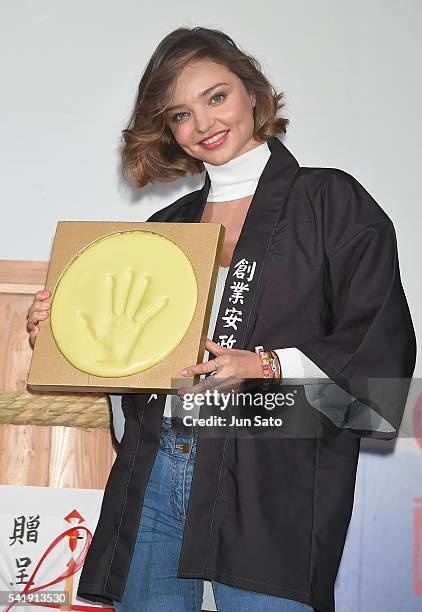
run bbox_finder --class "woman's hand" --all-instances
[178,338,262,396]
[27,289,51,349]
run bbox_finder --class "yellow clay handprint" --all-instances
[76,268,169,367]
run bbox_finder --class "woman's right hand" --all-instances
[27,289,51,349]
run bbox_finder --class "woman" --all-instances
[27,27,416,612]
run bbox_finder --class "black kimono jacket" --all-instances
[77,136,416,611]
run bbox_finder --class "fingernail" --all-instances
[180,369,188,376]
[41,291,49,296]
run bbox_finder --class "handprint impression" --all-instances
[76,268,169,367]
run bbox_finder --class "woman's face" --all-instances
[166,58,261,165]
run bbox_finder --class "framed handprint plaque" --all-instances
[27,221,224,392]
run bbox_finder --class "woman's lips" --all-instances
[199,130,229,149]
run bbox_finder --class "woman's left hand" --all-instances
[178,338,262,397]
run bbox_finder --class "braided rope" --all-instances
[0,391,111,429]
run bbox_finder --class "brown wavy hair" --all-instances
[121,26,289,187]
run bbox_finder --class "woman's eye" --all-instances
[210,92,226,104]
[172,112,189,123]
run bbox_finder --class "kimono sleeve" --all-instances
[295,170,416,440]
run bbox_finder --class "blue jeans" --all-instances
[113,416,313,611]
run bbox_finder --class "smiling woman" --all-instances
[37,24,414,612]
[120,28,288,186]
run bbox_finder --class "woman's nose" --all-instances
[194,110,214,135]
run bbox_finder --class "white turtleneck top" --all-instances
[203,140,271,202]
[109,140,329,440]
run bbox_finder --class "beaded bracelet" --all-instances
[254,346,282,390]
[254,346,274,391]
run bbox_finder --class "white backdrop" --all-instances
[1,1,420,378]
[1,1,421,610]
